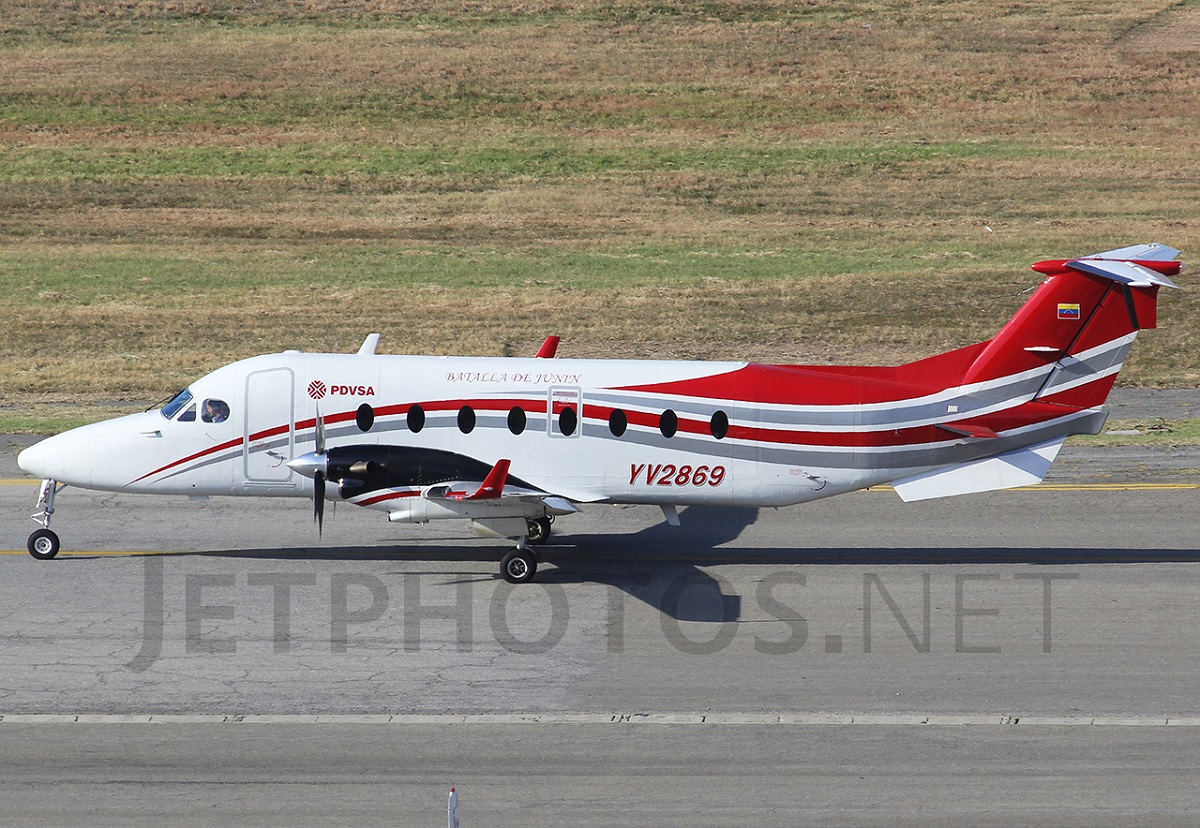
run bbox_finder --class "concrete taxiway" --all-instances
[1,414,1198,826]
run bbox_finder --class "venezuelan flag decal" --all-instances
[1057,303,1081,320]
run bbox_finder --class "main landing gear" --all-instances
[526,516,552,546]
[498,517,554,584]
[500,548,537,584]
[27,479,63,560]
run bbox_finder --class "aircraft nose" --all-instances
[17,441,50,479]
[287,451,327,480]
[17,432,89,485]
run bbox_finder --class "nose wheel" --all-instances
[28,528,61,560]
[27,479,64,560]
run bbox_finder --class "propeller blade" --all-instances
[314,403,326,456]
[313,404,327,535]
[314,471,325,534]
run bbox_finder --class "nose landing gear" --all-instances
[27,479,63,560]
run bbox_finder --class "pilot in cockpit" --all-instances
[202,399,230,424]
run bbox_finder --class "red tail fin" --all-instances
[958,245,1180,408]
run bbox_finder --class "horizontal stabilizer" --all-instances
[1089,243,1181,262]
[891,437,1066,502]
[1066,258,1179,289]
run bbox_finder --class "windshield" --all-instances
[161,389,194,420]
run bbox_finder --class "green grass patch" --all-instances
[1,242,1033,298]
[0,405,147,436]
[0,140,1043,182]
[1069,418,1200,447]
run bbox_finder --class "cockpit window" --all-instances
[202,399,230,423]
[178,403,197,422]
[161,389,193,420]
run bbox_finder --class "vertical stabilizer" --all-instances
[959,245,1181,409]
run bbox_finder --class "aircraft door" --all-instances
[244,368,295,484]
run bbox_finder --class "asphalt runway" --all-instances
[1,429,1198,826]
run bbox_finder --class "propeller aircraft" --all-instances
[17,244,1182,583]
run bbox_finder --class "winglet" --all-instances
[464,459,511,500]
[535,336,560,358]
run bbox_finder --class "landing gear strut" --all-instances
[27,479,63,560]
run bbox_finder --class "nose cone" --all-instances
[287,451,327,480]
[17,430,90,485]
[16,412,164,489]
[17,440,51,479]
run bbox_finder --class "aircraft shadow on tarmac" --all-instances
[70,505,1198,623]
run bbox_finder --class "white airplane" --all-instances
[18,244,1181,583]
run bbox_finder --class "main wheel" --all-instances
[500,548,537,584]
[526,516,552,545]
[28,528,60,560]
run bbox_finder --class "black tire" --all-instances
[500,548,537,584]
[526,517,552,545]
[28,528,60,560]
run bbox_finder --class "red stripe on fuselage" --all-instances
[130,436,245,484]
[354,490,420,507]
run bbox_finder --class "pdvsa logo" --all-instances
[308,380,375,400]
[331,384,376,396]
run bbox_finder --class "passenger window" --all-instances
[202,399,230,423]
[559,406,578,437]
[659,409,678,438]
[458,406,476,434]
[710,410,729,440]
[356,403,375,432]
[178,403,197,422]
[609,409,628,437]
[407,405,425,433]
[508,407,527,435]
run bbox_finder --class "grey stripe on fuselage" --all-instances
[582,336,1129,429]
[584,375,1051,430]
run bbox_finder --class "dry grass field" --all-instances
[1,0,1197,431]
